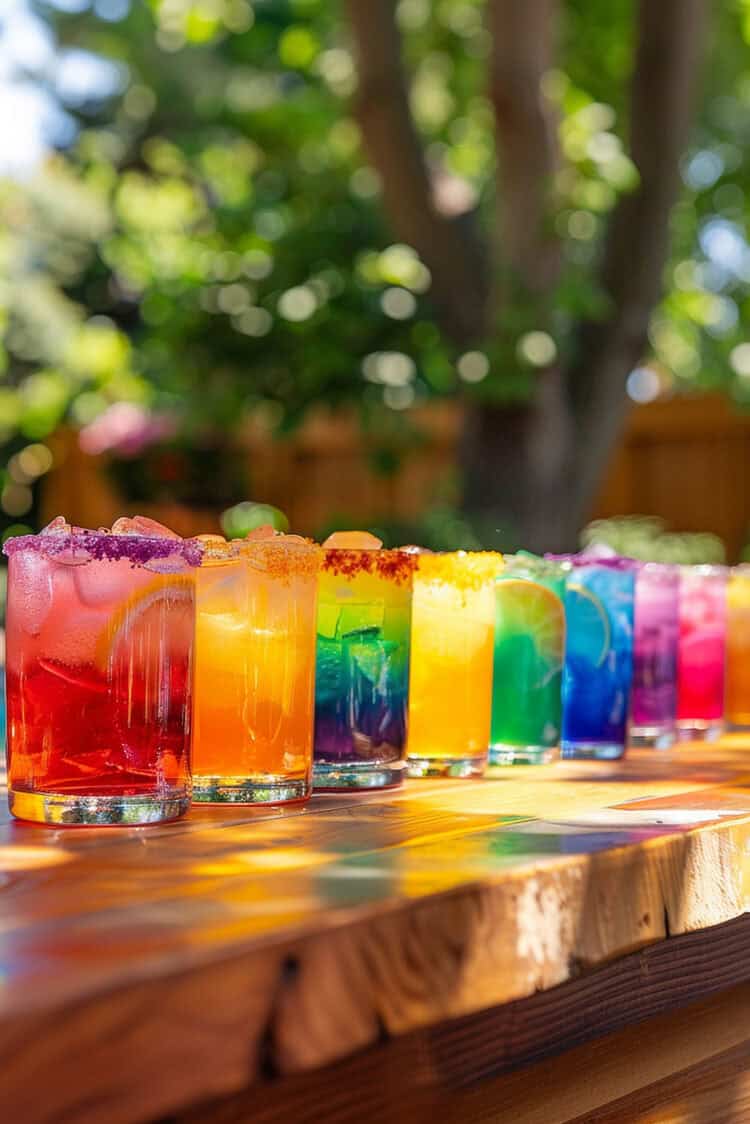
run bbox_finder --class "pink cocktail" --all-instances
[676,565,727,740]
[4,517,200,825]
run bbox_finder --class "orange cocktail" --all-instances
[192,536,320,803]
[406,551,501,778]
[726,565,750,728]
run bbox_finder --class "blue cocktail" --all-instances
[559,557,636,760]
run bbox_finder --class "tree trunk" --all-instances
[568,0,707,529]
[346,0,708,549]
[346,0,486,342]
[461,369,578,553]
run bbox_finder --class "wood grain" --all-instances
[3,741,750,1122]
[172,982,750,1124]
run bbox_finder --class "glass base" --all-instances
[488,742,556,766]
[192,775,310,804]
[561,740,625,761]
[676,720,724,742]
[312,760,404,791]
[8,787,190,826]
[629,724,676,750]
[406,754,486,779]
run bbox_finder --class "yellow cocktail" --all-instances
[192,536,321,803]
[406,551,501,777]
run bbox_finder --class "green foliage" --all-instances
[1,0,750,529]
[581,517,727,564]
[221,500,289,537]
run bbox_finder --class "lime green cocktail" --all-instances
[489,554,566,765]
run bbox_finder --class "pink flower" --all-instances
[79,403,177,457]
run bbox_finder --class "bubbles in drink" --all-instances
[12,551,54,637]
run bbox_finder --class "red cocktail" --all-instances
[4,517,201,825]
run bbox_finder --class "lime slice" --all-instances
[565,582,610,668]
[495,578,564,670]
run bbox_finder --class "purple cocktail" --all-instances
[313,536,415,790]
[630,563,679,748]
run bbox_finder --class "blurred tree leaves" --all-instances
[1,0,750,526]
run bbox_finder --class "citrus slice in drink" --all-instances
[495,579,564,673]
[565,583,611,668]
[95,574,194,671]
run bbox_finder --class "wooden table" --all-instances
[3,741,750,1124]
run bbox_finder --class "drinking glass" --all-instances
[193,536,320,803]
[630,563,679,748]
[560,558,636,760]
[407,552,500,778]
[4,522,199,825]
[726,566,750,729]
[676,565,727,740]
[489,554,565,766]
[313,548,415,790]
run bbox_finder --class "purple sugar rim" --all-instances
[3,531,203,567]
[545,552,640,571]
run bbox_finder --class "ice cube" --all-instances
[54,544,92,567]
[196,534,227,545]
[317,601,341,639]
[73,558,128,606]
[41,515,71,535]
[245,524,278,541]
[143,553,193,574]
[277,533,310,546]
[323,531,383,550]
[12,551,53,635]
[338,604,384,637]
[112,515,180,539]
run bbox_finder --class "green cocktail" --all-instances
[489,554,566,765]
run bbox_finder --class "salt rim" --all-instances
[3,530,203,567]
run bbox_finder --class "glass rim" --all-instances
[235,536,322,578]
[502,552,567,578]
[415,549,503,589]
[322,547,418,584]
[3,529,202,568]
[546,553,639,572]
[678,563,729,576]
[637,560,680,578]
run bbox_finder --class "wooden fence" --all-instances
[40,393,750,559]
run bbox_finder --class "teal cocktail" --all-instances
[489,554,566,765]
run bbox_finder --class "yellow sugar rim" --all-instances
[416,551,504,590]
